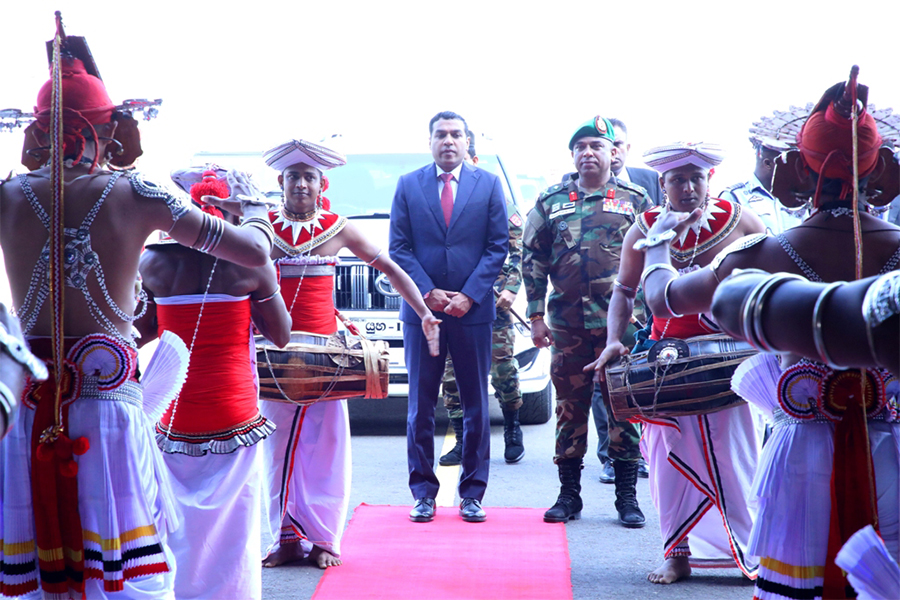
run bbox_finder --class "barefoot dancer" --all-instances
[259,139,438,568]
[588,142,764,585]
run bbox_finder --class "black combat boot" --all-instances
[438,417,464,466]
[543,458,583,522]
[613,459,645,528]
[502,408,525,463]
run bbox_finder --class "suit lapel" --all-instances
[450,162,480,229]
[417,163,446,231]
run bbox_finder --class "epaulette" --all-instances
[719,181,747,196]
[537,183,565,201]
[615,179,649,196]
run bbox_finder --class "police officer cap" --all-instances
[568,116,616,150]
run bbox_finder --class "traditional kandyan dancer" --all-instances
[634,68,900,600]
[0,14,277,600]
[260,139,439,569]
[588,142,765,585]
[137,168,291,600]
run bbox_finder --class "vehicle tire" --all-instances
[519,382,553,425]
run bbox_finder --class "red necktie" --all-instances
[440,172,454,226]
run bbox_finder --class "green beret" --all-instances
[568,116,616,150]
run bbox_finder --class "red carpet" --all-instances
[312,504,572,600]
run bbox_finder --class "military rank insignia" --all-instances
[549,202,576,219]
[602,197,634,217]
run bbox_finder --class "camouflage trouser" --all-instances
[550,324,641,464]
[442,310,522,418]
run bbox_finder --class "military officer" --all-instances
[524,116,650,527]
[440,133,526,465]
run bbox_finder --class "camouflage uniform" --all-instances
[442,195,523,418]
[523,176,650,464]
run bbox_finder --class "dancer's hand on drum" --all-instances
[584,341,628,383]
[531,319,554,348]
[421,314,441,357]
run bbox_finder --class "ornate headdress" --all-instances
[263,139,347,172]
[642,142,726,173]
[0,14,161,173]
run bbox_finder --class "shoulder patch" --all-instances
[721,181,746,192]
[710,233,769,272]
[616,179,649,196]
[509,212,523,228]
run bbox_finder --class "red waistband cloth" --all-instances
[651,314,716,341]
[156,300,258,433]
[279,273,337,335]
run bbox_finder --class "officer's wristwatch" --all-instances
[633,229,677,252]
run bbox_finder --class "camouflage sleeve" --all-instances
[636,189,653,214]
[500,208,524,294]
[522,199,551,316]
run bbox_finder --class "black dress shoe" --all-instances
[459,498,486,522]
[598,460,615,484]
[638,459,649,479]
[409,498,436,522]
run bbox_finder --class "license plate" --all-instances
[348,318,403,339]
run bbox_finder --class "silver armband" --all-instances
[640,263,678,293]
[812,281,847,369]
[633,229,677,252]
[0,322,48,381]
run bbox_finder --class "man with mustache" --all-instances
[523,116,651,527]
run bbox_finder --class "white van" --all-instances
[192,143,553,424]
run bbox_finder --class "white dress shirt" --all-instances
[435,163,463,203]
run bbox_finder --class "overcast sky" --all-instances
[1,1,899,302]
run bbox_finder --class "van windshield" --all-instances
[325,153,511,216]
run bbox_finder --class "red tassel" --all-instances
[36,443,54,462]
[72,436,89,455]
[59,460,78,478]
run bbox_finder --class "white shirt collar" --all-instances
[435,162,464,181]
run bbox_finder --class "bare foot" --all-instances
[647,556,691,584]
[309,545,342,569]
[262,543,305,568]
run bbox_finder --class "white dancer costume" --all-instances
[0,336,178,600]
[641,407,759,576]
[261,246,351,560]
[733,353,900,600]
[154,294,273,600]
[639,312,759,578]
[260,399,351,558]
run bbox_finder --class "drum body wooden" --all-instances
[604,334,756,421]
[256,331,389,404]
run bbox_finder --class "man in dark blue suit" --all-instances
[609,118,664,206]
[390,111,508,523]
